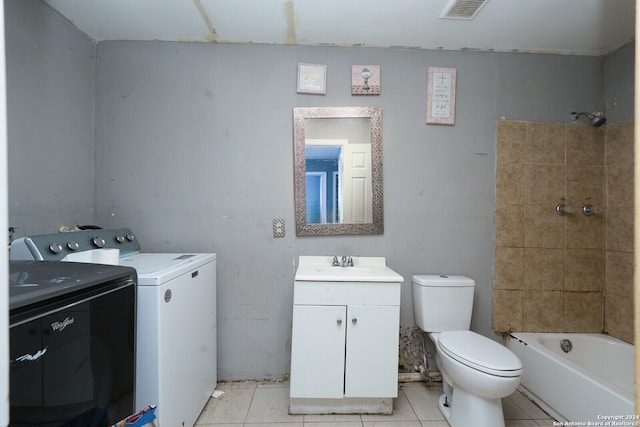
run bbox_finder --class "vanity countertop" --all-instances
[295,256,403,283]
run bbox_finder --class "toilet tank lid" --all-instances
[412,275,474,287]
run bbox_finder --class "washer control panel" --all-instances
[10,228,141,261]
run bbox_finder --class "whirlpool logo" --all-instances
[15,348,47,362]
[51,316,75,332]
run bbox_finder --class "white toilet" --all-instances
[412,275,522,427]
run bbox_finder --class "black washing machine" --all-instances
[9,260,137,427]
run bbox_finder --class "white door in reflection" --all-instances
[342,143,372,223]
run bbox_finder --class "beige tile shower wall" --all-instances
[494,120,606,334]
[604,119,634,344]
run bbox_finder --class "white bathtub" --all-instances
[507,333,635,423]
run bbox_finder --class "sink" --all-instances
[295,256,403,282]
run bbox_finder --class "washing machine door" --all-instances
[438,331,522,377]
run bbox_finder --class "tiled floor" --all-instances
[195,380,556,427]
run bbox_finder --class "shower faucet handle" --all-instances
[555,204,576,216]
[582,204,602,216]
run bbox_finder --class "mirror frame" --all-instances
[293,106,384,236]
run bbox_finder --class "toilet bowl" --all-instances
[412,275,522,427]
[431,331,522,427]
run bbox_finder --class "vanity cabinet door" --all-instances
[344,305,399,398]
[290,305,346,398]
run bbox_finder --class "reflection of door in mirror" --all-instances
[305,140,372,224]
[342,143,372,223]
[305,117,372,225]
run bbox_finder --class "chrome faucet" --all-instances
[332,255,354,267]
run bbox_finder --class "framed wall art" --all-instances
[297,63,327,95]
[426,67,457,125]
[351,65,380,95]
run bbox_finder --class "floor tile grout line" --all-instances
[243,382,259,426]
[401,386,422,423]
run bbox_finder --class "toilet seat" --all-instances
[437,331,522,377]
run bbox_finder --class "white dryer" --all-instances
[10,228,217,427]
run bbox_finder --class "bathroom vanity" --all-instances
[290,256,403,414]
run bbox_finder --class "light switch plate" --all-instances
[273,218,285,238]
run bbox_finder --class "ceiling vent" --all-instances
[439,0,488,20]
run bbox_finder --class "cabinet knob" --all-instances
[352,318,357,324]
[337,319,342,325]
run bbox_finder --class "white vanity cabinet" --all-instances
[289,278,401,414]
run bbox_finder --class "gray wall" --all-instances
[604,42,635,122]
[5,0,634,381]
[5,0,95,236]
[93,42,606,380]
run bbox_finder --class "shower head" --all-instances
[572,111,607,127]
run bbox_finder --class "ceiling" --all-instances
[44,0,635,56]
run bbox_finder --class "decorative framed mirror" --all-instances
[293,106,384,236]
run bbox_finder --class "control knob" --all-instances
[67,241,79,251]
[92,236,106,248]
[116,235,126,243]
[126,234,135,242]
[49,243,63,254]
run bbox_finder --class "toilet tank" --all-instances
[412,275,475,332]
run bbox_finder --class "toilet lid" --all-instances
[438,331,522,377]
